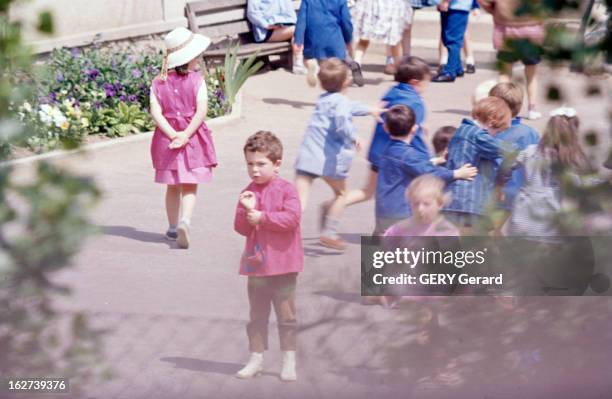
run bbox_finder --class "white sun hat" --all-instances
[160,27,211,80]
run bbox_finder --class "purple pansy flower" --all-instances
[114,82,123,91]
[71,48,81,58]
[119,95,127,102]
[131,69,142,79]
[128,95,137,102]
[84,68,100,80]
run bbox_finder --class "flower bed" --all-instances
[15,45,228,154]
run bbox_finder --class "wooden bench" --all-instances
[185,0,300,66]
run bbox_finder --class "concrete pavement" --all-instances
[11,45,612,399]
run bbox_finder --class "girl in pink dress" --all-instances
[150,27,217,249]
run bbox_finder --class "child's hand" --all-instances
[454,163,478,181]
[247,209,263,225]
[239,191,257,210]
[168,132,189,149]
[430,156,446,166]
[471,8,481,19]
[354,137,364,152]
[370,107,387,123]
[437,1,449,12]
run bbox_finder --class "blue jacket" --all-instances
[247,0,297,43]
[445,119,514,215]
[376,138,454,219]
[432,0,473,11]
[294,0,352,60]
[294,92,369,179]
[496,117,540,210]
[368,83,429,169]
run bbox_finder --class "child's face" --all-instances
[409,191,443,225]
[187,56,202,71]
[410,78,429,94]
[245,151,281,185]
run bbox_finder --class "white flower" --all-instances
[22,101,32,112]
[80,117,89,127]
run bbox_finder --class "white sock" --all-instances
[440,54,448,65]
[466,55,475,65]
[180,217,190,226]
[386,56,395,65]
[168,224,177,233]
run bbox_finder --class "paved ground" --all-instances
[10,44,612,399]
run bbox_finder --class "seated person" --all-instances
[247,0,305,73]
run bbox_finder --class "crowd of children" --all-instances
[147,3,591,379]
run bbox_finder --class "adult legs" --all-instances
[524,64,540,117]
[440,10,469,78]
[354,39,370,65]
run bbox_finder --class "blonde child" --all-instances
[234,131,303,382]
[150,27,217,249]
[294,58,381,250]
[374,175,460,307]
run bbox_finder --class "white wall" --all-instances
[10,0,189,53]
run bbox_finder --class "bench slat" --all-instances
[205,42,291,58]
[200,20,251,38]
[187,0,247,14]
[196,7,246,27]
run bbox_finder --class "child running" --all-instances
[294,58,381,250]
[294,0,362,86]
[150,27,217,249]
[374,105,477,234]
[343,56,432,213]
[234,131,303,382]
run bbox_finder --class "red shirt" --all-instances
[234,177,304,276]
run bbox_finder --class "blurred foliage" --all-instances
[0,1,107,386]
[497,0,612,236]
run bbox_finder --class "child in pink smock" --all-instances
[234,131,303,382]
[364,174,459,307]
[150,27,217,249]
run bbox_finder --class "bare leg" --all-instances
[267,26,295,42]
[354,39,370,65]
[463,30,473,61]
[402,11,415,56]
[323,178,348,220]
[180,183,198,221]
[524,64,538,111]
[345,169,377,207]
[439,37,448,65]
[166,185,181,226]
[390,43,402,63]
[295,174,315,212]
[498,61,513,82]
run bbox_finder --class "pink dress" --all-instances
[150,70,217,185]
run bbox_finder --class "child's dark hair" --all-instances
[384,105,416,138]
[540,115,588,171]
[395,56,431,83]
[175,63,190,76]
[243,131,283,162]
[432,126,456,154]
[318,58,349,93]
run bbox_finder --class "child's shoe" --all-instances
[165,229,178,241]
[236,352,263,379]
[280,351,297,382]
[527,109,542,120]
[305,59,319,87]
[177,221,190,249]
[383,62,397,75]
[292,53,306,75]
[347,61,365,87]
[320,235,347,251]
